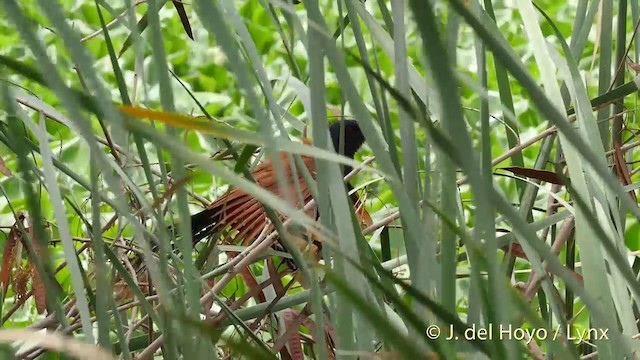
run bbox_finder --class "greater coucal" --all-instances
[189,120,370,259]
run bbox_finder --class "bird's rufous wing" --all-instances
[206,152,316,246]
[203,151,371,256]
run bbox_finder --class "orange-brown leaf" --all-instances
[613,142,637,202]
[31,262,46,314]
[0,227,19,297]
[501,166,565,185]
[354,197,373,228]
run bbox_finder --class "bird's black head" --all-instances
[329,120,365,160]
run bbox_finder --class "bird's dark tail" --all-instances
[190,207,221,244]
[149,208,217,255]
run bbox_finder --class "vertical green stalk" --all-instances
[90,151,110,350]
[598,0,614,146]
[308,7,330,358]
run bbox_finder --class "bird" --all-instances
[189,120,371,267]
